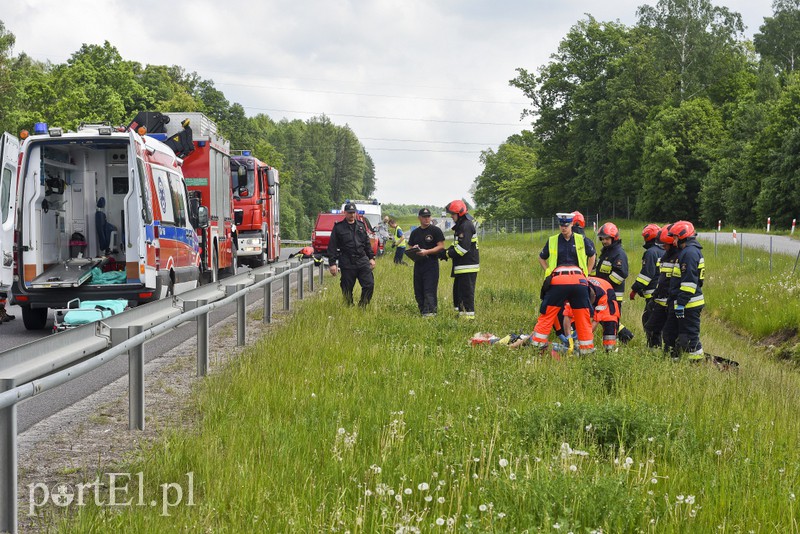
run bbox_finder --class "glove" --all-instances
[558,334,569,344]
[629,290,637,300]
[674,304,685,319]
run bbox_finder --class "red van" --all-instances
[312,212,378,257]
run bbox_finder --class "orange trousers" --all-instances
[532,269,595,354]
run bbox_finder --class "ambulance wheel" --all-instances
[22,306,48,330]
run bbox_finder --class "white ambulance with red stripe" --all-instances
[0,122,206,330]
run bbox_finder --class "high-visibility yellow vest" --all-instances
[391,225,406,247]
[546,234,588,276]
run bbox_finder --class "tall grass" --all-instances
[59,234,800,532]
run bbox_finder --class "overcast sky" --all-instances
[2,0,774,208]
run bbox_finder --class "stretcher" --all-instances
[53,298,128,332]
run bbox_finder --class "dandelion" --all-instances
[689,509,697,518]
[311,393,317,398]
[570,465,577,472]
[409,390,416,396]
[338,427,346,435]
[497,512,506,519]
[365,489,373,497]
[395,494,403,503]
[439,480,446,486]
[555,401,562,407]
[447,518,455,527]
[473,457,480,463]
[677,495,685,503]
[624,457,633,469]
[686,495,695,505]
[436,518,445,526]
[404,488,412,495]
[715,450,722,456]
[479,504,487,512]
[779,468,786,475]
[438,497,446,504]
[418,482,429,491]
[791,493,796,501]
[472,473,479,479]
[733,424,740,433]
[371,464,382,474]
[499,458,509,468]
[425,495,433,502]
[553,523,561,530]
[585,423,593,431]
[648,437,655,442]
[509,473,517,480]
[651,478,658,485]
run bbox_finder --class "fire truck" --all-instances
[231,151,280,266]
[138,112,238,282]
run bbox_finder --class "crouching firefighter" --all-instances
[588,277,620,351]
[289,246,325,266]
[662,221,705,360]
[445,200,479,319]
[531,212,597,355]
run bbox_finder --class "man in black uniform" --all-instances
[327,203,376,307]
[406,208,446,316]
[629,224,664,338]
[445,200,479,319]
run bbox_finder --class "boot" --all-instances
[0,307,13,322]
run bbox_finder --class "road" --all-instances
[3,247,302,433]
[697,232,800,256]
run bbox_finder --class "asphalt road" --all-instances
[3,247,302,433]
[697,231,800,256]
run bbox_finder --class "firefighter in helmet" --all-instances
[530,212,597,354]
[661,221,705,360]
[591,222,634,343]
[629,224,665,337]
[445,200,479,319]
[643,225,678,348]
[571,211,586,236]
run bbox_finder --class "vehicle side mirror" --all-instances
[268,186,275,196]
[234,209,244,226]
[197,206,209,228]
[267,168,277,187]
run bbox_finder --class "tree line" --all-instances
[0,26,375,239]
[473,0,800,229]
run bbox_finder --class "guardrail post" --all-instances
[309,261,315,291]
[255,271,273,324]
[196,299,209,377]
[128,324,144,431]
[0,379,17,534]
[298,264,305,300]
[283,268,291,311]
[227,284,246,346]
[319,261,324,286]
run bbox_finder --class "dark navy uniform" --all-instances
[447,215,479,317]
[328,218,375,307]
[407,224,445,315]
[662,238,705,359]
[644,246,679,348]
[631,241,665,332]
[591,240,629,306]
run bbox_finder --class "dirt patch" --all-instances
[759,327,798,348]
[15,297,298,532]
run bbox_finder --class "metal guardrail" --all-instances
[0,258,325,533]
[280,240,312,245]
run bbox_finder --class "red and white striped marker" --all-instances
[733,229,737,244]
[792,219,796,235]
[767,217,771,232]
[717,220,721,231]
[593,221,597,233]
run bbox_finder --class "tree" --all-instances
[754,0,800,74]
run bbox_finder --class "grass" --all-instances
[56,233,800,532]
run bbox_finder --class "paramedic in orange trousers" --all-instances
[530,213,597,354]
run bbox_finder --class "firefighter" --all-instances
[571,211,586,236]
[327,202,376,307]
[406,208,446,316]
[288,246,324,265]
[643,225,678,348]
[530,212,597,354]
[387,218,407,264]
[445,200,479,319]
[591,222,633,343]
[588,276,620,351]
[662,221,705,360]
[629,224,665,335]
[0,299,14,323]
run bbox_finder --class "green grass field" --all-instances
[58,233,800,532]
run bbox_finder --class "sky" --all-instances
[1,0,775,208]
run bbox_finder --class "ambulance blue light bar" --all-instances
[34,122,48,135]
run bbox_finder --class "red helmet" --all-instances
[572,211,586,228]
[642,224,661,242]
[597,222,619,241]
[445,200,468,217]
[658,224,676,246]
[669,220,695,242]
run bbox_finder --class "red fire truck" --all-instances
[159,112,237,282]
[231,152,280,266]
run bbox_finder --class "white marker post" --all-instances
[717,220,721,232]
[767,217,771,233]
[792,219,796,235]
[733,229,737,244]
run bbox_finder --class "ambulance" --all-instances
[0,122,206,329]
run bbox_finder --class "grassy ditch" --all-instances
[59,233,800,532]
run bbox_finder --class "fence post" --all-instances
[298,264,305,300]
[0,378,17,534]
[128,324,144,431]
[196,299,209,377]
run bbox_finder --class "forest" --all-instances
[473,0,800,229]
[0,24,375,240]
